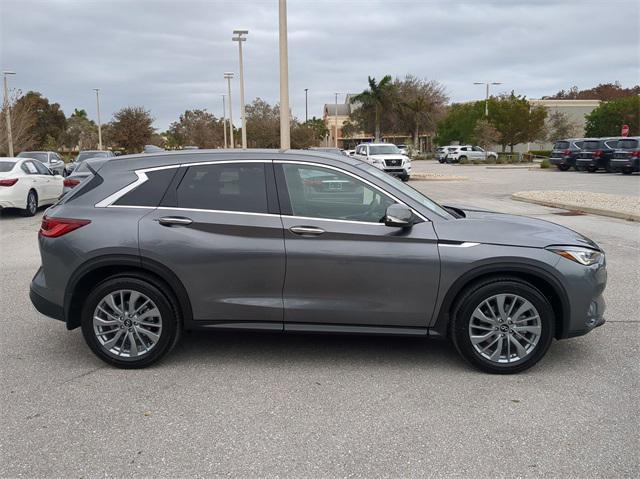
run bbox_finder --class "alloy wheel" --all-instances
[468,293,541,364]
[93,289,163,358]
[27,192,37,215]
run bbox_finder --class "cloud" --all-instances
[1,0,638,130]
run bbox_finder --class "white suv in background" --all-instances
[445,145,497,163]
[353,143,411,181]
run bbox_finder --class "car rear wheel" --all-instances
[451,278,554,374]
[587,166,597,173]
[558,164,569,171]
[81,277,181,368]
[20,190,38,217]
[622,168,632,175]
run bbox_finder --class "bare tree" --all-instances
[545,110,579,142]
[0,90,37,155]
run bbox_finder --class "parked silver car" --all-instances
[30,150,606,373]
[17,151,66,176]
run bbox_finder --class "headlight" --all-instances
[547,246,603,266]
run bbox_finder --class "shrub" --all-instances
[540,158,551,169]
[528,150,552,158]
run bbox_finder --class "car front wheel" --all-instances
[81,276,181,368]
[451,277,554,374]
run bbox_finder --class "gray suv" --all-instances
[30,150,607,373]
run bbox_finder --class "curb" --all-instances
[511,194,640,222]
[486,165,539,170]
[410,174,467,181]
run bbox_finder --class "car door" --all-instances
[137,159,286,329]
[275,160,440,329]
[21,160,47,201]
[32,160,58,201]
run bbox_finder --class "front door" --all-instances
[138,160,285,327]
[275,161,440,328]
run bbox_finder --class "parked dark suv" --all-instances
[575,138,620,172]
[610,137,640,175]
[30,150,606,374]
[549,139,584,171]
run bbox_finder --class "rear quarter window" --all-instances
[114,168,179,207]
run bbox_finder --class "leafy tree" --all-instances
[471,119,501,151]
[584,96,640,137]
[63,109,98,150]
[350,75,394,141]
[245,98,280,148]
[305,117,329,143]
[0,89,37,154]
[435,101,485,145]
[489,93,547,152]
[109,106,154,153]
[168,109,224,148]
[544,111,579,142]
[15,91,66,149]
[545,82,640,101]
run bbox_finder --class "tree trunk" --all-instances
[375,105,381,142]
[413,121,420,150]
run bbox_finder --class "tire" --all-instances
[488,155,497,162]
[401,175,410,182]
[81,276,181,368]
[587,166,597,173]
[558,164,569,171]
[20,190,38,217]
[450,277,554,374]
[622,168,632,175]
[458,156,467,163]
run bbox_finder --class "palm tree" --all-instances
[351,75,393,142]
[401,96,433,149]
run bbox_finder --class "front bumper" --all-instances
[565,294,606,338]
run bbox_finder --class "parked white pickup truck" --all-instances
[353,143,411,181]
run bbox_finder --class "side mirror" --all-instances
[384,204,413,228]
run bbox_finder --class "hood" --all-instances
[436,208,600,250]
[370,154,407,160]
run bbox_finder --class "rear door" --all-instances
[275,160,440,329]
[137,160,286,328]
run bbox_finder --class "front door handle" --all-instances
[158,216,193,226]
[289,226,325,236]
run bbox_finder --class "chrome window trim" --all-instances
[274,159,428,222]
[439,242,480,248]
[156,206,280,218]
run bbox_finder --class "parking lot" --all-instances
[1,164,638,478]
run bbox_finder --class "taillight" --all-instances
[0,178,18,187]
[63,178,81,188]
[632,151,640,157]
[40,216,91,238]
[594,150,603,157]
[563,149,571,156]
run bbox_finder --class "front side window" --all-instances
[281,163,395,223]
[33,161,51,175]
[176,163,268,213]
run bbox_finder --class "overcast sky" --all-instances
[1,0,638,130]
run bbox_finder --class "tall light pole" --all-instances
[93,88,102,150]
[224,72,235,148]
[304,88,308,123]
[232,30,248,149]
[221,94,228,148]
[334,92,340,148]
[2,71,16,157]
[473,81,502,117]
[278,0,290,150]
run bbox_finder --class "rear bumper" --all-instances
[30,286,64,322]
[550,157,573,167]
[610,158,639,171]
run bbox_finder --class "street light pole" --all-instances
[304,88,308,123]
[473,81,502,117]
[2,71,16,157]
[93,88,102,150]
[334,92,339,148]
[224,72,235,148]
[278,0,290,150]
[221,94,228,148]
[232,30,248,149]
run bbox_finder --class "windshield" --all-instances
[18,152,48,162]
[356,163,454,219]
[582,141,601,150]
[77,151,108,161]
[617,139,639,149]
[369,145,400,155]
[0,161,16,172]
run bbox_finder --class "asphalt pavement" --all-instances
[1,164,638,478]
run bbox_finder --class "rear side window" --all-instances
[604,140,618,149]
[554,141,570,149]
[618,139,639,149]
[114,168,179,207]
[582,141,601,150]
[176,163,268,213]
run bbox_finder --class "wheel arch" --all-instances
[64,254,193,330]
[431,263,570,340]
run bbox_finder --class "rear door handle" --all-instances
[289,226,325,236]
[158,216,193,226]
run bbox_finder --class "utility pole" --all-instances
[334,93,341,149]
[304,88,308,123]
[93,88,102,150]
[473,81,502,117]
[224,72,235,148]
[2,71,16,157]
[221,94,227,148]
[232,30,248,149]
[278,0,290,149]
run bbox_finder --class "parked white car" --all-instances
[353,143,411,181]
[0,157,64,216]
[436,146,457,163]
[445,145,497,163]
